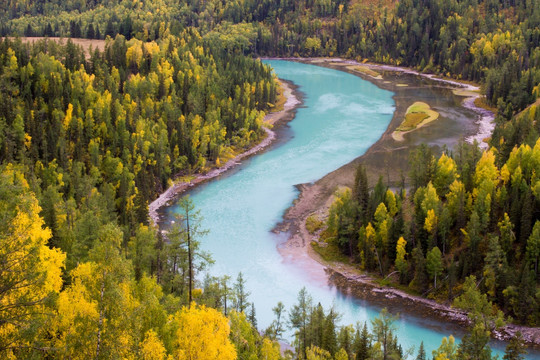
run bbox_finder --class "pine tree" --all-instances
[87,24,95,39]
[371,308,400,360]
[410,245,427,293]
[416,341,426,360]
[322,310,337,355]
[233,272,251,313]
[504,332,527,360]
[289,288,313,359]
[353,164,369,223]
[249,302,257,329]
[355,322,371,360]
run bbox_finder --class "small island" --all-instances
[392,101,439,141]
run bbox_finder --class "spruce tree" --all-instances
[416,341,426,360]
[504,332,527,360]
[355,323,371,360]
[353,164,369,223]
[86,24,95,39]
[322,310,337,355]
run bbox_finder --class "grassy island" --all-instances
[392,102,439,141]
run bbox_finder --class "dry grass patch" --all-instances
[346,65,382,79]
[305,213,324,234]
[398,112,429,131]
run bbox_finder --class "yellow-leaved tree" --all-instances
[0,165,65,357]
[260,338,281,360]
[173,304,236,360]
[52,224,137,360]
[141,330,168,360]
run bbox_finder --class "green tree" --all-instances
[168,195,212,305]
[457,322,492,360]
[503,332,527,360]
[370,308,400,360]
[454,276,506,360]
[355,322,371,360]
[233,272,251,313]
[322,309,338,355]
[128,224,158,281]
[483,235,508,300]
[526,221,540,276]
[416,341,426,360]
[353,164,369,223]
[409,245,427,293]
[0,166,65,356]
[266,301,286,340]
[454,276,505,330]
[426,246,443,289]
[290,287,313,359]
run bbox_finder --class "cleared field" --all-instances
[16,37,106,57]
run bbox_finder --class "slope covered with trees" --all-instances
[325,137,540,326]
[0,26,278,359]
[0,32,275,247]
[1,0,540,359]
[3,0,539,118]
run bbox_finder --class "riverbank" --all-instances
[148,80,301,225]
[274,58,540,347]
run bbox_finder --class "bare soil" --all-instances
[15,37,106,57]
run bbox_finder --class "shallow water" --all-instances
[166,60,537,358]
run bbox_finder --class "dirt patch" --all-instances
[16,37,106,58]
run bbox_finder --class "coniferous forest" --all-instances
[1,0,540,359]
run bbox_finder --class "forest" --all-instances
[0,0,539,359]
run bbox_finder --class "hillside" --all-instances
[0,1,539,359]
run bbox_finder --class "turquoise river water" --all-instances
[166,60,537,358]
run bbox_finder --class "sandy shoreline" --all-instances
[148,80,301,225]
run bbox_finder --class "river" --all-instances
[164,60,537,358]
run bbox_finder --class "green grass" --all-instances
[395,101,439,132]
[397,112,429,131]
[311,240,352,264]
[305,214,324,234]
